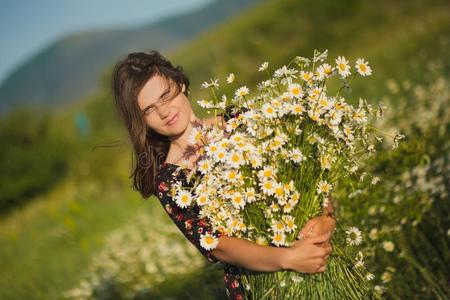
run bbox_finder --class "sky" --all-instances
[0,0,215,84]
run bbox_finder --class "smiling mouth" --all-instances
[166,112,179,125]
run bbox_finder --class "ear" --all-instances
[182,84,186,92]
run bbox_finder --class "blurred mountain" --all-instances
[0,0,263,115]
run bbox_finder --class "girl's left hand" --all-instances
[297,215,336,246]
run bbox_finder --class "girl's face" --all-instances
[137,74,193,137]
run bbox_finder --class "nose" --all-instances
[155,101,171,120]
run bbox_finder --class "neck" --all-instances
[167,112,203,161]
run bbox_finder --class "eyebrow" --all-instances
[142,87,171,114]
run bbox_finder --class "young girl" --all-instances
[112,50,336,299]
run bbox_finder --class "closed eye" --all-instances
[142,88,171,115]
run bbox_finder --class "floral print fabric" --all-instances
[154,108,246,299]
[155,163,245,299]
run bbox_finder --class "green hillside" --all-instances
[0,0,449,299]
[165,0,449,106]
[0,0,262,115]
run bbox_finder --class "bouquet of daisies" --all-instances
[175,50,385,299]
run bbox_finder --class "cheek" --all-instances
[145,118,164,134]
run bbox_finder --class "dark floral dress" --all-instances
[154,107,246,300]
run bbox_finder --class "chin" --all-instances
[167,118,188,135]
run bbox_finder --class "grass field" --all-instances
[0,0,449,299]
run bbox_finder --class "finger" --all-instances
[317,265,327,272]
[298,223,314,239]
[300,222,314,235]
[307,231,331,244]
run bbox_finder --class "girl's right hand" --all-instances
[282,232,332,273]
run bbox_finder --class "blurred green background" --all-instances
[0,0,449,299]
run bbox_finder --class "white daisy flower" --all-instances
[201,78,219,89]
[196,193,209,206]
[260,179,276,196]
[288,103,304,116]
[274,65,298,79]
[258,61,269,72]
[231,192,246,209]
[272,232,286,246]
[308,108,323,123]
[235,86,250,98]
[371,176,380,185]
[228,151,245,168]
[217,139,230,150]
[316,180,332,195]
[316,63,334,80]
[355,58,372,76]
[226,73,235,84]
[319,154,332,170]
[269,135,286,150]
[289,149,306,163]
[224,169,240,183]
[290,274,304,283]
[283,201,294,213]
[292,191,301,204]
[300,70,314,83]
[200,233,219,250]
[383,241,395,252]
[215,150,228,162]
[197,99,213,108]
[197,159,212,175]
[381,272,392,283]
[343,125,354,140]
[249,154,263,168]
[352,108,367,124]
[366,272,375,281]
[282,215,297,233]
[227,218,240,232]
[288,83,304,98]
[245,187,257,203]
[374,285,385,295]
[319,95,334,110]
[328,109,343,126]
[270,202,280,212]
[229,133,245,145]
[205,143,219,156]
[271,220,285,233]
[262,103,277,119]
[175,190,193,208]
[345,226,363,246]
[258,166,276,180]
[256,236,268,246]
[187,127,202,145]
[284,180,295,193]
[335,56,351,78]
[273,182,285,199]
[369,228,378,240]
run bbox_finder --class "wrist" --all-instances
[277,247,293,271]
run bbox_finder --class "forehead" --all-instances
[137,74,170,109]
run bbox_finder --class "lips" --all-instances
[166,112,179,126]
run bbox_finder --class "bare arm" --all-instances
[211,236,288,272]
[211,233,332,273]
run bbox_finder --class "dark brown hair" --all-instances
[112,50,190,199]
